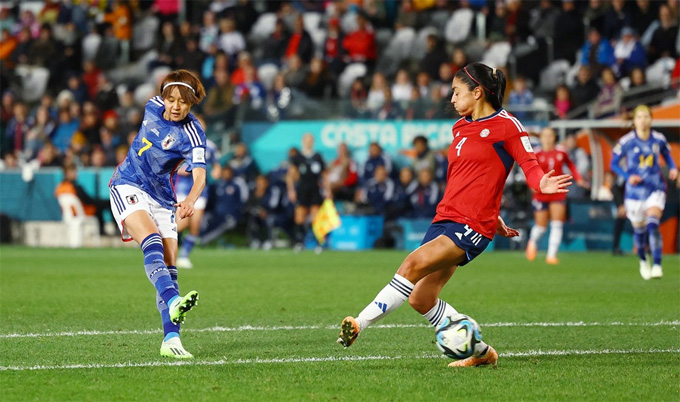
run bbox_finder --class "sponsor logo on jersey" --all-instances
[480,128,490,138]
[126,195,139,205]
[162,135,177,150]
[151,128,160,136]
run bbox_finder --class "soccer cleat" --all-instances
[169,291,199,324]
[448,346,498,368]
[337,316,360,348]
[525,241,537,261]
[160,337,193,359]
[177,257,193,269]
[650,264,663,279]
[545,256,559,265]
[639,260,652,280]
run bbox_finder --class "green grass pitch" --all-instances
[0,246,678,401]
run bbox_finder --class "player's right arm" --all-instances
[286,163,299,203]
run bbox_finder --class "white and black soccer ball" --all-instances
[435,314,482,360]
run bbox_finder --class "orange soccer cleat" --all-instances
[545,256,559,265]
[448,346,498,368]
[337,316,360,348]
[525,241,537,261]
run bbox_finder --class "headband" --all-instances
[162,81,196,94]
[464,66,495,95]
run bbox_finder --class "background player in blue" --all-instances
[611,105,678,280]
[109,69,207,358]
[175,136,221,269]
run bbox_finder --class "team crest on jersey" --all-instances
[480,128,490,138]
[126,195,139,205]
[162,134,177,150]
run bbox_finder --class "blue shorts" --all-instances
[420,220,491,266]
[531,199,566,212]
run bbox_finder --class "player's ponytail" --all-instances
[454,63,506,110]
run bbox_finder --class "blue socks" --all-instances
[142,234,179,305]
[633,227,648,262]
[647,217,662,265]
[157,264,181,339]
[180,234,198,259]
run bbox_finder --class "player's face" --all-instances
[450,77,475,117]
[162,87,191,122]
[633,109,651,134]
[539,128,556,149]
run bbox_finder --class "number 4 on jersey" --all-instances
[455,137,468,156]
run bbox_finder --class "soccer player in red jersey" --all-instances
[337,63,572,367]
[526,127,586,265]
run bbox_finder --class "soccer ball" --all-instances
[435,314,482,360]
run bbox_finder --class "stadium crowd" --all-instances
[0,0,678,247]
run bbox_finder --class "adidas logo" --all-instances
[374,301,387,313]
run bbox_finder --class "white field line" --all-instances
[0,320,678,340]
[1,348,679,372]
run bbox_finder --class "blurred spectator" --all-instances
[231,0,258,35]
[228,142,259,186]
[175,35,205,74]
[81,60,102,100]
[406,86,428,120]
[0,28,17,67]
[411,135,436,177]
[580,27,615,77]
[198,10,219,54]
[360,142,392,183]
[98,127,118,166]
[51,107,79,154]
[246,174,289,250]
[93,74,118,112]
[18,9,41,38]
[570,66,601,116]
[230,51,252,86]
[389,166,417,219]
[374,88,403,120]
[201,165,248,244]
[81,23,101,63]
[5,102,33,157]
[409,168,440,218]
[529,0,560,40]
[348,78,368,117]
[342,13,376,65]
[504,0,531,44]
[592,68,623,118]
[302,57,332,99]
[102,0,131,64]
[553,0,584,64]
[508,76,533,120]
[356,164,394,215]
[596,170,615,201]
[285,14,314,64]
[366,72,388,113]
[37,141,62,167]
[645,4,679,63]
[392,69,413,105]
[94,24,120,70]
[54,162,109,234]
[328,143,358,201]
[603,0,631,40]
[323,18,344,77]
[0,91,15,141]
[10,27,32,66]
[234,65,266,113]
[131,8,159,59]
[487,1,508,40]
[563,134,590,200]
[0,7,16,33]
[584,0,607,33]
[66,74,88,105]
[622,67,657,108]
[204,68,235,122]
[218,18,245,64]
[283,54,307,89]
[450,48,467,76]
[24,105,55,160]
[419,34,447,80]
[614,27,646,77]
[262,19,289,66]
[554,84,571,119]
[156,21,181,68]
[632,0,658,38]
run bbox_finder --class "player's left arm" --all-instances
[658,137,678,180]
[176,120,208,218]
[503,131,572,194]
[176,167,206,219]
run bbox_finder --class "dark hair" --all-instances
[454,63,506,110]
[412,135,428,146]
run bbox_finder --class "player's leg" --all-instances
[625,198,651,280]
[293,204,309,252]
[526,201,548,261]
[177,195,206,268]
[546,201,567,264]
[646,205,664,279]
[309,203,322,254]
[338,234,465,348]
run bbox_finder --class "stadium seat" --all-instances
[249,13,277,43]
[303,12,325,49]
[412,27,439,61]
[481,41,511,68]
[57,194,100,248]
[539,60,571,92]
[14,66,50,103]
[257,64,279,91]
[337,63,367,98]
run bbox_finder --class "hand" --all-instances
[496,216,519,238]
[539,170,572,194]
[174,199,195,219]
[288,189,297,203]
[669,168,678,181]
[628,175,642,185]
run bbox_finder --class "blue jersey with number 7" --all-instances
[110,96,207,209]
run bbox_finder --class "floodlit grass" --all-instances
[0,247,678,401]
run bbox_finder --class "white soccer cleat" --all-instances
[650,264,663,279]
[177,257,193,269]
[160,337,193,359]
[639,260,652,280]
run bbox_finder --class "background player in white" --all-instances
[109,69,206,358]
[610,105,678,280]
[175,136,220,269]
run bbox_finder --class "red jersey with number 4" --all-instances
[433,109,540,239]
[533,146,581,203]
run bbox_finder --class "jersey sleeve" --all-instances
[181,119,207,172]
[146,96,164,112]
[610,140,629,180]
[658,134,678,170]
[502,122,542,191]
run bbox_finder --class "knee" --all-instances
[408,289,436,315]
[398,254,427,279]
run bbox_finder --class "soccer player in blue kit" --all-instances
[611,105,678,280]
[109,70,206,358]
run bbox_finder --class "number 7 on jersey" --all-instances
[138,137,152,156]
